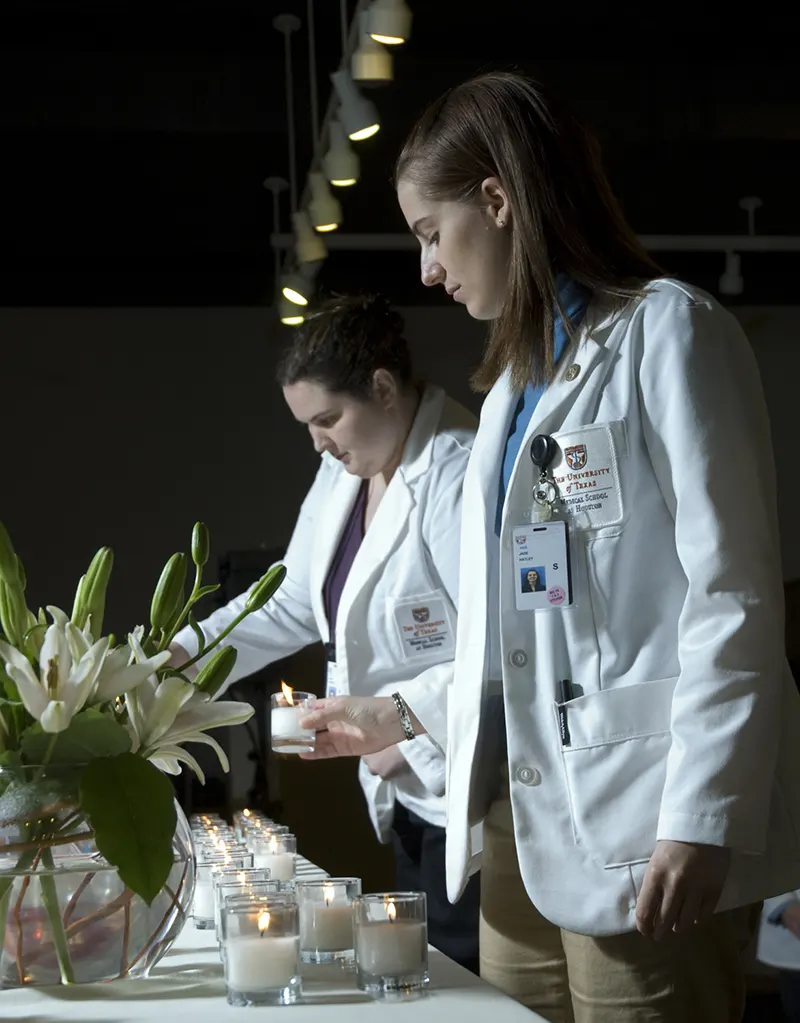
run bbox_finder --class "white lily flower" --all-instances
[45,608,171,707]
[0,614,110,733]
[125,631,254,779]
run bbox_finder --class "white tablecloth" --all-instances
[1,856,546,1022]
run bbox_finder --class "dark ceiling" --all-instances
[2,2,800,307]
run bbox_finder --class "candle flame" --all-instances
[258,911,271,934]
[323,883,335,906]
[386,899,396,922]
[237,871,247,884]
[269,836,279,854]
[281,681,295,705]
[243,808,251,817]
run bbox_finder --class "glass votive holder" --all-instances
[251,834,297,880]
[353,892,429,1000]
[297,877,361,964]
[214,868,274,932]
[220,885,297,958]
[271,690,316,753]
[193,855,251,929]
[221,894,301,1007]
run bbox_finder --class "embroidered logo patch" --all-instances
[565,444,587,471]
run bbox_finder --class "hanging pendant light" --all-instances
[330,69,380,141]
[719,251,744,296]
[293,210,327,263]
[352,11,393,85]
[367,0,412,45]
[280,295,305,326]
[281,270,311,307]
[308,172,342,232]
[323,119,360,187]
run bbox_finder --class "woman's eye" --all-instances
[428,232,439,245]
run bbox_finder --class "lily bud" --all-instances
[83,547,114,638]
[191,522,210,568]
[0,521,19,586]
[0,581,16,644]
[71,573,88,625]
[16,556,26,592]
[193,645,237,699]
[150,553,188,632]
[244,564,287,613]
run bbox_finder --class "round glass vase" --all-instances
[0,764,195,987]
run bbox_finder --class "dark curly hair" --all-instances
[276,293,413,399]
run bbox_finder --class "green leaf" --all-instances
[21,709,131,765]
[190,584,219,602]
[80,753,176,905]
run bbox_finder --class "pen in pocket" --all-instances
[557,678,573,746]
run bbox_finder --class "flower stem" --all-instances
[171,606,250,672]
[33,732,59,782]
[38,848,75,984]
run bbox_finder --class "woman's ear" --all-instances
[480,176,511,229]
[372,368,399,409]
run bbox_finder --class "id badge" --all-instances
[512,520,573,611]
[325,660,338,698]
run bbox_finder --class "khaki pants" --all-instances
[480,783,760,1023]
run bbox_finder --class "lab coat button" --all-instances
[516,766,541,786]
[565,363,581,382]
[509,649,528,668]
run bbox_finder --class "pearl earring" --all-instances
[497,217,505,228]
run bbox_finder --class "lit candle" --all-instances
[271,683,316,753]
[226,910,300,994]
[300,882,354,953]
[193,880,216,922]
[253,835,296,881]
[355,899,427,976]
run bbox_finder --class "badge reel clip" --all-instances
[530,434,560,523]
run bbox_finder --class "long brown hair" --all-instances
[395,71,662,392]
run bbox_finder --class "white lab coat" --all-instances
[446,278,800,935]
[175,385,476,842]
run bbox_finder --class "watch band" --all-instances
[391,692,416,742]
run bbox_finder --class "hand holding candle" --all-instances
[271,683,317,753]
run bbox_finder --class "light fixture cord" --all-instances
[340,0,348,54]
[308,0,320,148]
[283,28,298,212]
[271,189,282,302]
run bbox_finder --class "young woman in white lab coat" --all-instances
[300,74,800,1022]
[169,294,480,971]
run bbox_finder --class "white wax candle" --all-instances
[356,920,426,975]
[300,901,354,952]
[253,852,295,881]
[193,880,216,921]
[226,934,300,992]
[271,706,313,753]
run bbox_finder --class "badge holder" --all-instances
[324,641,338,698]
[510,434,574,612]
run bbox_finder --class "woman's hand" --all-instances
[635,840,731,940]
[782,902,800,939]
[167,642,199,680]
[362,746,409,781]
[299,696,406,760]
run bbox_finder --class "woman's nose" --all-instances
[421,257,444,288]
[310,427,327,453]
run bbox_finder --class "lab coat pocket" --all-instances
[559,675,678,868]
[551,419,627,533]
[391,590,455,662]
